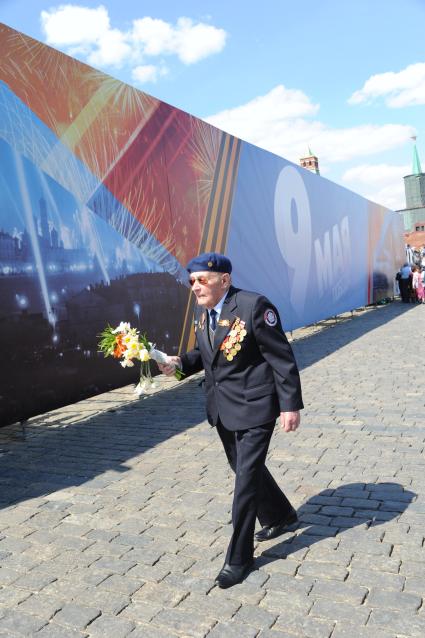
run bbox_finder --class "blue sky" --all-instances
[1,0,424,210]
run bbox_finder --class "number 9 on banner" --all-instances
[274,165,312,314]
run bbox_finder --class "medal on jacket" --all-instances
[220,317,246,361]
[199,312,206,331]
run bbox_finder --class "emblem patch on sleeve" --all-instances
[264,309,277,326]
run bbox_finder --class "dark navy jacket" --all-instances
[180,287,303,431]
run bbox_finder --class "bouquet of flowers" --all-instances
[98,321,184,395]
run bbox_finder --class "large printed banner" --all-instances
[227,144,404,330]
[0,24,404,426]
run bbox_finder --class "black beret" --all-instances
[186,252,232,274]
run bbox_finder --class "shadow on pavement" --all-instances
[0,376,207,511]
[255,481,416,568]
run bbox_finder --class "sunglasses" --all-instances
[188,275,212,286]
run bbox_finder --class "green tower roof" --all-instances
[412,143,422,175]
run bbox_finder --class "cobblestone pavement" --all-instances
[0,301,424,638]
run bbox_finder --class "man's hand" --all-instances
[280,411,300,432]
[158,356,182,376]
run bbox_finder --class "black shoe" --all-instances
[215,560,253,588]
[255,509,298,542]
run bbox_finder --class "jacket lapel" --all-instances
[195,309,213,359]
[212,288,238,359]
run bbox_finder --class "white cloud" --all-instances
[132,16,226,64]
[342,163,410,186]
[207,85,319,130]
[348,62,425,108]
[342,163,410,210]
[132,17,173,57]
[40,4,226,74]
[172,17,227,64]
[205,85,415,164]
[131,64,168,84]
[88,29,132,68]
[41,4,110,46]
[312,124,414,163]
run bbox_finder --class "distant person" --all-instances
[412,266,424,303]
[398,263,412,303]
[405,244,414,265]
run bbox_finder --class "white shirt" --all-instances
[208,291,229,326]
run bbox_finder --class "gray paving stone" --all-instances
[96,574,144,596]
[0,609,47,634]
[164,572,215,594]
[260,590,312,615]
[127,562,171,583]
[132,581,187,607]
[331,622,396,638]
[92,558,136,575]
[0,586,32,607]
[36,623,89,637]
[122,547,165,566]
[341,498,380,509]
[273,607,314,635]
[309,599,370,625]
[367,608,425,637]
[118,600,162,623]
[265,574,313,596]
[209,581,265,605]
[85,530,118,543]
[310,579,367,604]
[0,551,11,562]
[40,578,88,601]
[232,604,278,629]
[0,537,32,553]
[208,622,258,637]
[399,560,425,577]
[365,588,421,612]
[152,607,215,637]
[347,568,404,591]
[245,568,269,587]
[177,592,240,619]
[129,624,181,638]
[302,616,335,638]
[18,593,64,619]
[13,571,57,592]
[350,554,401,574]
[0,568,20,586]
[84,614,135,637]
[403,576,425,596]
[258,630,303,638]
[74,589,130,615]
[53,603,101,629]
[256,557,300,576]
[297,561,348,581]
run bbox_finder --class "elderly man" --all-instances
[159,252,303,588]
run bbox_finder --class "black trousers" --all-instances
[216,418,294,565]
[399,278,411,302]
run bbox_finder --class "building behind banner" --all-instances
[0,22,404,426]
